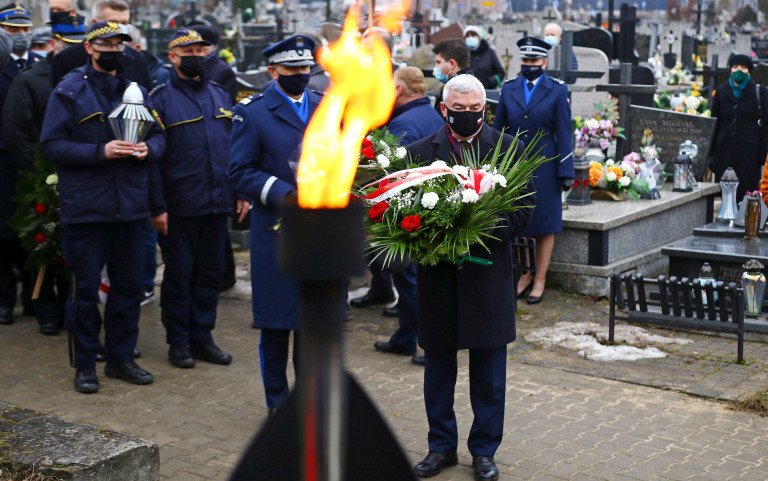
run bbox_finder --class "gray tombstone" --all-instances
[569,46,610,118]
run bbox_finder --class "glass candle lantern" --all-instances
[672,153,693,192]
[716,167,740,223]
[741,259,766,315]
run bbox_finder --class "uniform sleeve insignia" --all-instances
[151,108,165,130]
[218,107,233,117]
[233,114,244,122]
[238,93,263,106]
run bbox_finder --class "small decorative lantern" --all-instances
[679,140,698,188]
[672,152,693,192]
[741,259,766,315]
[566,153,592,206]
[744,192,762,241]
[108,82,155,149]
[716,167,739,223]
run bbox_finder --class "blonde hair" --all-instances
[394,66,427,97]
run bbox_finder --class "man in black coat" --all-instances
[189,24,238,105]
[50,0,150,88]
[408,74,534,481]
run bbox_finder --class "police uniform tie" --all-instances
[527,81,534,91]
[294,100,301,107]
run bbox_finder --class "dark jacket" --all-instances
[51,42,151,89]
[0,51,41,151]
[494,73,573,236]
[406,125,534,350]
[147,69,234,218]
[40,63,165,224]
[145,51,170,89]
[710,78,768,201]
[2,54,53,172]
[387,96,445,146]
[206,53,237,105]
[469,39,505,90]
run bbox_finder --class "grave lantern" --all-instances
[566,151,592,206]
[108,82,155,149]
[679,140,698,188]
[716,167,739,223]
[672,153,693,192]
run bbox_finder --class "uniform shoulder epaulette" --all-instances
[503,76,519,84]
[550,77,565,85]
[148,83,167,97]
[238,93,263,106]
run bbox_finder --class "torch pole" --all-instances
[279,198,364,481]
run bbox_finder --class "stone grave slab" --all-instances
[569,46,610,118]
[626,105,716,178]
[693,222,768,239]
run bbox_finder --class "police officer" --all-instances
[0,3,40,326]
[147,29,237,368]
[1,13,86,335]
[228,34,322,414]
[40,21,165,393]
[493,36,574,305]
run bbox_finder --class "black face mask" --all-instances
[277,72,310,96]
[49,10,70,23]
[95,50,122,71]
[521,64,543,81]
[179,55,206,78]
[445,108,484,138]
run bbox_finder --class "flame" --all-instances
[296,6,396,209]
[379,0,411,34]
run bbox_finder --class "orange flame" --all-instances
[296,6,396,209]
[379,0,411,34]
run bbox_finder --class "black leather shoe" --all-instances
[526,293,543,305]
[382,306,400,317]
[267,407,277,418]
[39,323,60,335]
[74,369,99,394]
[190,343,232,365]
[411,355,425,366]
[472,456,499,480]
[414,451,458,477]
[134,347,141,359]
[350,290,395,308]
[104,361,154,385]
[169,345,195,368]
[374,341,416,356]
[0,306,13,325]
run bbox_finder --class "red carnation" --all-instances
[34,233,46,243]
[361,146,375,159]
[368,201,389,222]
[35,203,46,214]
[362,138,373,148]
[401,215,421,232]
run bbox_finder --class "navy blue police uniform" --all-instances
[0,3,40,324]
[228,34,321,409]
[493,37,574,236]
[39,22,164,391]
[381,95,445,354]
[147,29,234,361]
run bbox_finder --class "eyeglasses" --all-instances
[91,41,126,51]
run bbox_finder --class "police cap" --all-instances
[262,34,315,66]
[86,20,131,43]
[30,27,51,45]
[168,28,211,50]
[49,13,86,44]
[517,36,551,59]
[0,3,31,27]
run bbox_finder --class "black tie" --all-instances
[527,81,534,91]
[295,100,301,107]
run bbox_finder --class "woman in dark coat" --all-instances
[493,36,574,304]
[465,26,506,90]
[709,53,768,202]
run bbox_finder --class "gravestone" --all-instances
[752,36,768,60]
[607,64,656,107]
[636,34,651,62]
[569,46,610,118]
[626,105,716,178]
[681,35,695,70]
[573,27,613,59]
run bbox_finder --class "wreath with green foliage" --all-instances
[7,154,66,272]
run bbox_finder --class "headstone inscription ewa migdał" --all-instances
[626,105,717,179]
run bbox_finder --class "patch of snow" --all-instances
[524,321,693,362]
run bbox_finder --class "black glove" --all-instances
[561,178,574,193]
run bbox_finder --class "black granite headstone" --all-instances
[626,105,716,178]
[607,65,656,107]
[573,27,613,60]
[752,37,768,60]
[681,35,695,71]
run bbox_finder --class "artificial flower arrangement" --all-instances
[588,153,650,201]
[358,132,547,267]
[665,61,688,86]
[653,84,711,116]
[621,129,666,192]
[572,95,625,151]
[8,156,66,274]
[355,127,408,187]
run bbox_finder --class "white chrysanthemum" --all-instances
[606,171,617,182]
[585,118,600,130]
[46,174,58,185]
[642,146,657,161]
[378,140,390,155]
[482,164,491,170]
[493,174,507,187]
[395,147,407,159]
[461,189,479,203]
[453,165,469,177]
[684,96,700,111]
[430,160,447,168]
[376,155,390,168]
[605,159,615,166]
[421,192,439,209]
[619,176,631,187]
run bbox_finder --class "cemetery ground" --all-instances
[1,251,767,480]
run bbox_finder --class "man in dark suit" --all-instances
[408,74,534,481]
[51,0,150,88]
[0,3,41,326]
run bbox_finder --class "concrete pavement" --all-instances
[0,260,767,480]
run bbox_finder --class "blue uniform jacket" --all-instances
[40,63,165,225]
[228,84,322,330]
[387,96,445,146]
[493,73,573,236]
[147,69,234,218]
